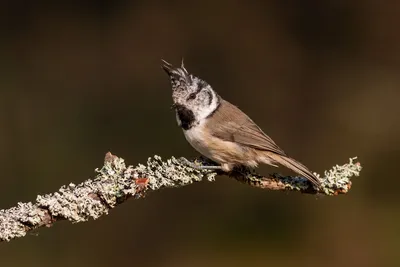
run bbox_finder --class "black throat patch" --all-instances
[174,104,195,130]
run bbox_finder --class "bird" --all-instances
[161,59,322,190]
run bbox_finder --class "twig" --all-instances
[0,152,362,242]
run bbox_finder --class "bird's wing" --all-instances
[207,100,287,157]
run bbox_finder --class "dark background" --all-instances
[0,1,399,267]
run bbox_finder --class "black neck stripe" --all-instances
[206,95,221,119]
[206,90,213,106]
[193,80,208,95]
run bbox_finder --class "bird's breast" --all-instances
[183,125,213,159]
[182,124,251,165]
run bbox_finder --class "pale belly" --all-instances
[183,126,216,161]
[182,125,260,168]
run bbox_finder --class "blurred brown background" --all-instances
[0,1,399,267]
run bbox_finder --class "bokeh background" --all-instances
[0,1,399,267]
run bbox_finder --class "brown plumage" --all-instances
[203,99,322,189]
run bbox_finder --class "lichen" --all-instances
[31,154,218,225]
[0,202,43,241]
[280,176,311,191]
[319,157,362,195]
[36,182,108,223]
[0,153,362,242]
[34,156,137,224]
[130,155,217,190]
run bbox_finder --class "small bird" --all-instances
[161,59,322,190]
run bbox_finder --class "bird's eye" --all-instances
[187,93,196,100]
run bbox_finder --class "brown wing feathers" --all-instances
[209,100,321,188]
[209,100,286,155]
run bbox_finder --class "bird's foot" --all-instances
[179,157,222,170]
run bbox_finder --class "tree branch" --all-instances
[0,152,362,242]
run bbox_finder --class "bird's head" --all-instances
[161,59,220,128]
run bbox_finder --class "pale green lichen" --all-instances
[319,157,362,195]
[94,156,137,204]
[0,153,361,242]
[36,183,107,223]
[32,155,217,226]
[35,156,140,224]
[0,202,49,241]
[129,155,217,191]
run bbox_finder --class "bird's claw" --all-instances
[178,157,222,171]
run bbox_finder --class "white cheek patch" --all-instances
[196,89,219,122]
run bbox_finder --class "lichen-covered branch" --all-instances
[0,152,362,242]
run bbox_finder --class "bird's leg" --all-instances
[179,157,222,170]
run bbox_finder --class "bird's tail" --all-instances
[270,155,322,190]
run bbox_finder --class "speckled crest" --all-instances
[161,59,203,103]
[162,59,192,94]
